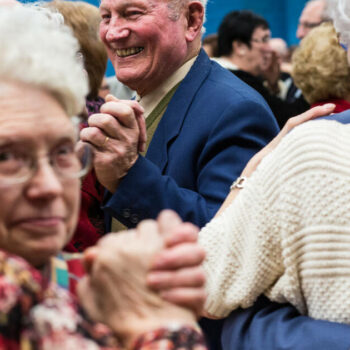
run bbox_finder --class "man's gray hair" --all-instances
[0,4,88,116]
[327,0,350,47]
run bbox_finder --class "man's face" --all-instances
[245,26,272,76]
[297,0,325,40]
[99,0,190,96]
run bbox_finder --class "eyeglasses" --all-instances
[251,36,271,44]
[0,142,93,187]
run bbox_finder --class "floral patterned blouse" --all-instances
[0,250,206,350]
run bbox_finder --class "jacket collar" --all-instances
[146,49,211,171]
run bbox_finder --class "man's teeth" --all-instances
[116,47,144,57]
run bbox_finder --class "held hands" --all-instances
[80,95,146,193]
[77,210,205,348]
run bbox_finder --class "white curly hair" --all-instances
[327,0,350,47]
[0,4,88,117]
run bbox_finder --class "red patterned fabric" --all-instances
[65,98,106,253]
[312,98,350,114]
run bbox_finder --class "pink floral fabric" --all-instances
[0,250,206,350]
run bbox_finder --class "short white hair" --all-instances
[327,0,350,46]
[168,0,207,32]
[0,5,88,116]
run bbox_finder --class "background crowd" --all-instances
[2,0,350,349]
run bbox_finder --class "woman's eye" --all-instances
[56,144,74,156]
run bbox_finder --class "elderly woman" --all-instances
[292,22,350,113]
[0,5,206,349]
[198,0,350,336]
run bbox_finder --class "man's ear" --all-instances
[185,1,204,42]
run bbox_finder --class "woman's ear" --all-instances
[185,1,204,42]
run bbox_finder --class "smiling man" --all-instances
[80,2,279,346]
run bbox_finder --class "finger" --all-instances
[136,113,147,152]
[88,113,122,139]
[157,210,183,236]
[136,219,160,242]
[283,104,335,133]
[80,126,108,148]
[100,101,137,129]
[160,288,207,315]
[105,95,146,152]
[150,243,205,270]
[82,247,99,274]
[163,222,199,248]
[105,95,145,118]
[105,94,120,103]
[147,266,205,290]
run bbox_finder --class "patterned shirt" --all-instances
[0,250,206,349]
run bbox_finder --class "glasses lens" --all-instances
[55,142,93,179]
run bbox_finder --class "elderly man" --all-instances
[81,1,278,347]
[297,0,328,39]
[81,0,277,229]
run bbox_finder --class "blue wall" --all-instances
[205,0,307,45]
[20,0,308,76]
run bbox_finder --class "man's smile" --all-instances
[116,47,144,57]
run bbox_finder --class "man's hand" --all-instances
[80,95,146,193]
[262,51,281,94]
[147,210,206,316]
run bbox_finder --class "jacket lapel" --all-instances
[146,49,212,171]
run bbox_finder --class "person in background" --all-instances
[292,22,350,113]
[297,0,328,40]
[47,0,109,252]
[0,5,207,349]
[99,76,111,99]
[214,10,309,128]
[202,33,218,58]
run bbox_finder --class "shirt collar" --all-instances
[137,56,197,118]
[211,57,239,71]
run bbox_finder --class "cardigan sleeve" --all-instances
[199,145,284,317]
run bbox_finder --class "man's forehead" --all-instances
[100,0,162,10]
[301,1,325,22]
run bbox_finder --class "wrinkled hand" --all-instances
[216,104,336,217]
[147,211,206,316]
[77,211,198,347]
[80,95,146,193]
[242,104,336,177]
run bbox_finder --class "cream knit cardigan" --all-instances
[199,120,350,323]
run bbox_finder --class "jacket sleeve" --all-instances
[222,296,350,350]
[103,99,279,229]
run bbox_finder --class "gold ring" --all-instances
[102,136,110,147]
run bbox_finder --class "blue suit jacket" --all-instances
[103,50,278,228]
[222,109,350,350]
[103,50,278,348]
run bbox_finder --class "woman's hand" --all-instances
[77,211,199,348]
[216,104,335,216]
[146,211,206,316]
